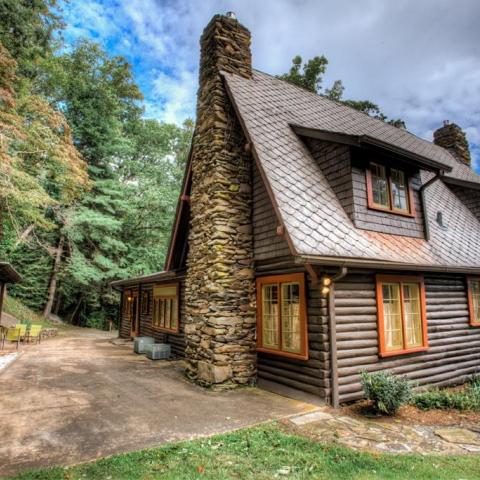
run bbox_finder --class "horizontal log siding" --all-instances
[449,185,480,221]
[118,277,186,357]
[351,165,425,238]
[252,164,291,261]
[335,272,480,403]
[257,272,330,399]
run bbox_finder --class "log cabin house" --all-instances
[111,13,480,406]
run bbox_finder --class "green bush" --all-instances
[360,371,412,415]
[412,377,480,411]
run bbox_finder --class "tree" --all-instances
[279,55,406,129]
[0,0,63,79]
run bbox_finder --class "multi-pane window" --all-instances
[256,273,308,360]
[376,275,428,356]
[367,162,412,215]
[467,278,480,327]
[152,284,179,333]
[141,291,149,315]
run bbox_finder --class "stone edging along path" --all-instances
[288,409,480,455]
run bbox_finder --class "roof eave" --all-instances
[291,125,452,173]
[0,263,22,283]
[110,270,182,289]
[442,175,480,191]
[296,254,480,275]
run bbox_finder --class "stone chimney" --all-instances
[184,14,256,388]
[433,120,471,166]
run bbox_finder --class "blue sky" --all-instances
[60,0,480,171]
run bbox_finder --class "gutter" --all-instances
[296,254,480,275]
[327,266,348,409]
[419,170,445,241]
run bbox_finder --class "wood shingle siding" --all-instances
[252,164,291,261]
[449,185,480,222]
[305,139,354,219]
[257,273,330,399]
[335,272,480,403]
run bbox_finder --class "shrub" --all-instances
[412,377,480,411]
[360,371,412,415]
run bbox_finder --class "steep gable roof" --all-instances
[223,69,480,272]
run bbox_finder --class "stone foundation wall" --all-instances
[184,15,256,388]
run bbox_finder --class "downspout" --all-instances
[420,170,445,241]
[328,266,348,409]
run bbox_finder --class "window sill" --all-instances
[367,204,416,218]
[257,346,309,361]
[469,322,480,328]
[379,346,428,358]
[152,326,180,334]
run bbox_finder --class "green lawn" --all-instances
[3,296,55,327]
[5,424,480,480]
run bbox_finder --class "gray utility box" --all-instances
[145,343,171,360]
[134,336,155,354]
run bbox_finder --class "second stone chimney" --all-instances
[184,14,256,388]
[433,121,471,167]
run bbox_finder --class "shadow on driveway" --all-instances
[0,328,317,476]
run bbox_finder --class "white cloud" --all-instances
[146,69,197,124]
[61,0,480,167]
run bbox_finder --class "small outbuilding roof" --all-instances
[0,262,22,283]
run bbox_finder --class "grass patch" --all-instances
[5,424,480,480]
[412,378,480,411]
[3,296,55,328]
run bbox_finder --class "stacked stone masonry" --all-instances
[184,15,257,388]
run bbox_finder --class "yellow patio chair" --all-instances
[5,326,22,349]
[15,324,27,340]
[27,325,42,344]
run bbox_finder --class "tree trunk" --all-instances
[43,235,65,318]
[13,224,35,249]
[70,295,83,326]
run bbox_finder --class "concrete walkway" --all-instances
[0,328,316,476]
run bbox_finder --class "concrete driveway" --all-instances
[0,328,316,476]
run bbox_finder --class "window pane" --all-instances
[391,169,409,211]
[159,299,165,327]
[403,283,423,347]
[281,282,301,353]
[165,299,171,329]
[472,281,480,324]
[171,299,178,329]
[382,283,403,351]
[262,284,279,349]
[371,164,389,207]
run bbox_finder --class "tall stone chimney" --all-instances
[433,120,471,166]
[184,14,256,388]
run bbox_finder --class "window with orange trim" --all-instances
[366,162,415,217]
[152,284,179,333]
[376,275,428,357]
[467,277,480,327]
[256,273,308,360]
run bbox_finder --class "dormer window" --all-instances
[366,162,415,217]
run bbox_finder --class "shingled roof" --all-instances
[223,69,480,272]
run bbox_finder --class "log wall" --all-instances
[335,271,480,403]
[118,276,186,358]
[257,271,330,399]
